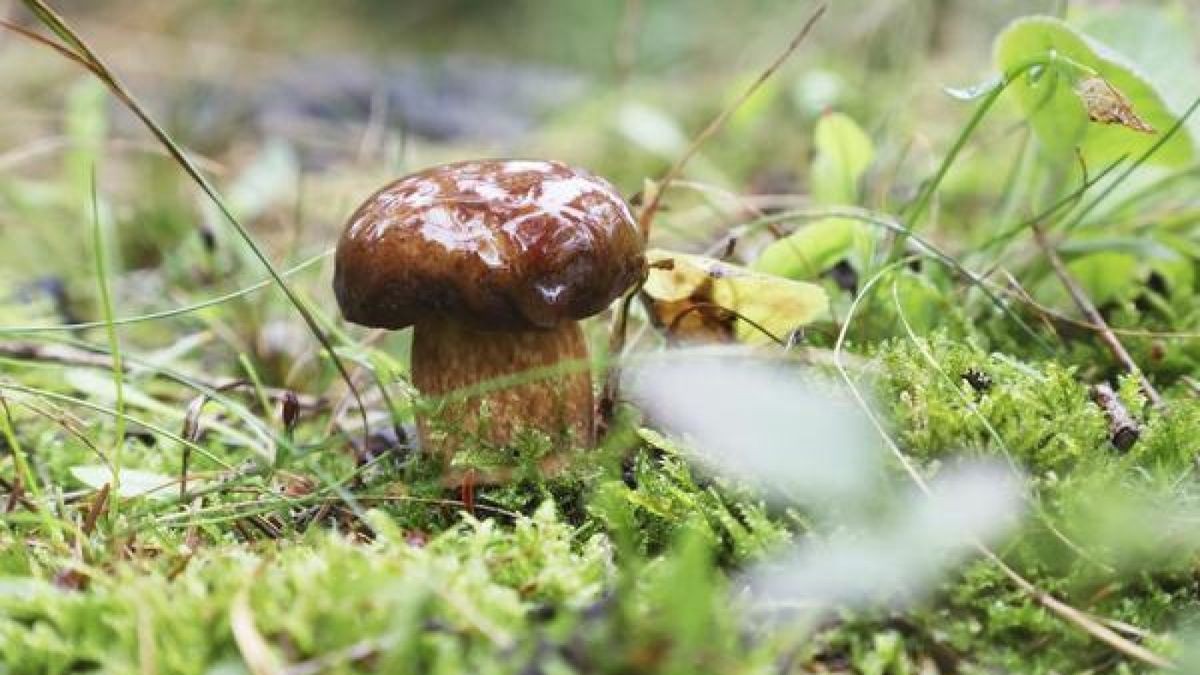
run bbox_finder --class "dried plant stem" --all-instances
[1032,225,1164,408]
[636,4,827,240]
[600,5,826,428]
[0,475,38,513]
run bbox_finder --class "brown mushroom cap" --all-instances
[334,159,645,331]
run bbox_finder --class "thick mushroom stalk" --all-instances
[412,318,593,458]
[333,159,644,480]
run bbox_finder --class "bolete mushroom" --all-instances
[334,159,645,480]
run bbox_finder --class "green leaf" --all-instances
[811,111,874,206]
[1066,251,1139,306]
[891,270,948,335]
[69,465,176,500]
[993,15,1194,167]
[753,217,856,280]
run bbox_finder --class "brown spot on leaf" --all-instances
[1074,76,1155,134]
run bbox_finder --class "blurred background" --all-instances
[0,0,1192,386]
[0,0,1061,259]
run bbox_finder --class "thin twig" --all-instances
[1031,225,1163,408]
[637,4,827,240]
[600,5,827,428]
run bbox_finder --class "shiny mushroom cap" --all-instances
[334,159,646,331]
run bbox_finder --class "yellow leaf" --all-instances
[643,249,829,345]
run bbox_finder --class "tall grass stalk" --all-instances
[90,171,124,525]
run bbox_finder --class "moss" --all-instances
[876,335,1109,475]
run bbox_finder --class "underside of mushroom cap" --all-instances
[334,159,646,331]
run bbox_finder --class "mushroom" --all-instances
[334,159,645,481]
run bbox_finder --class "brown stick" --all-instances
[1032,225,1164,408]
[80,482,110,536]
[1092,383,1140,451]
[0,475,37,513]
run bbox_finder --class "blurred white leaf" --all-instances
[227,139,299,221]
[792,69,845,115]
[616,102,690,158]
[744,462,1024,610]
[625,350,877,504]
[70,465,177,500]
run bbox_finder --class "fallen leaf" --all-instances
[643,249,828,345]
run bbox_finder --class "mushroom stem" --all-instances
[411,318,595,472]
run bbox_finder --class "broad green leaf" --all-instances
[70,465,176,500]
[644,249,829,344]
[993,16,1193,167]
[754,217,856,280]
[811,111,874,206]
[891,271,947,335]
[1067,251,1139,306]
[799,113,875,273]
[1059,237,1194,299]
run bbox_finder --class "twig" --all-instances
[989,272,1200,341]
[0,475,37,513]
[597,288,639,433]
[1091,383,1140,451]
[80,482,110,536]
[1031,225,1164,409]
[636,4,827,240]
